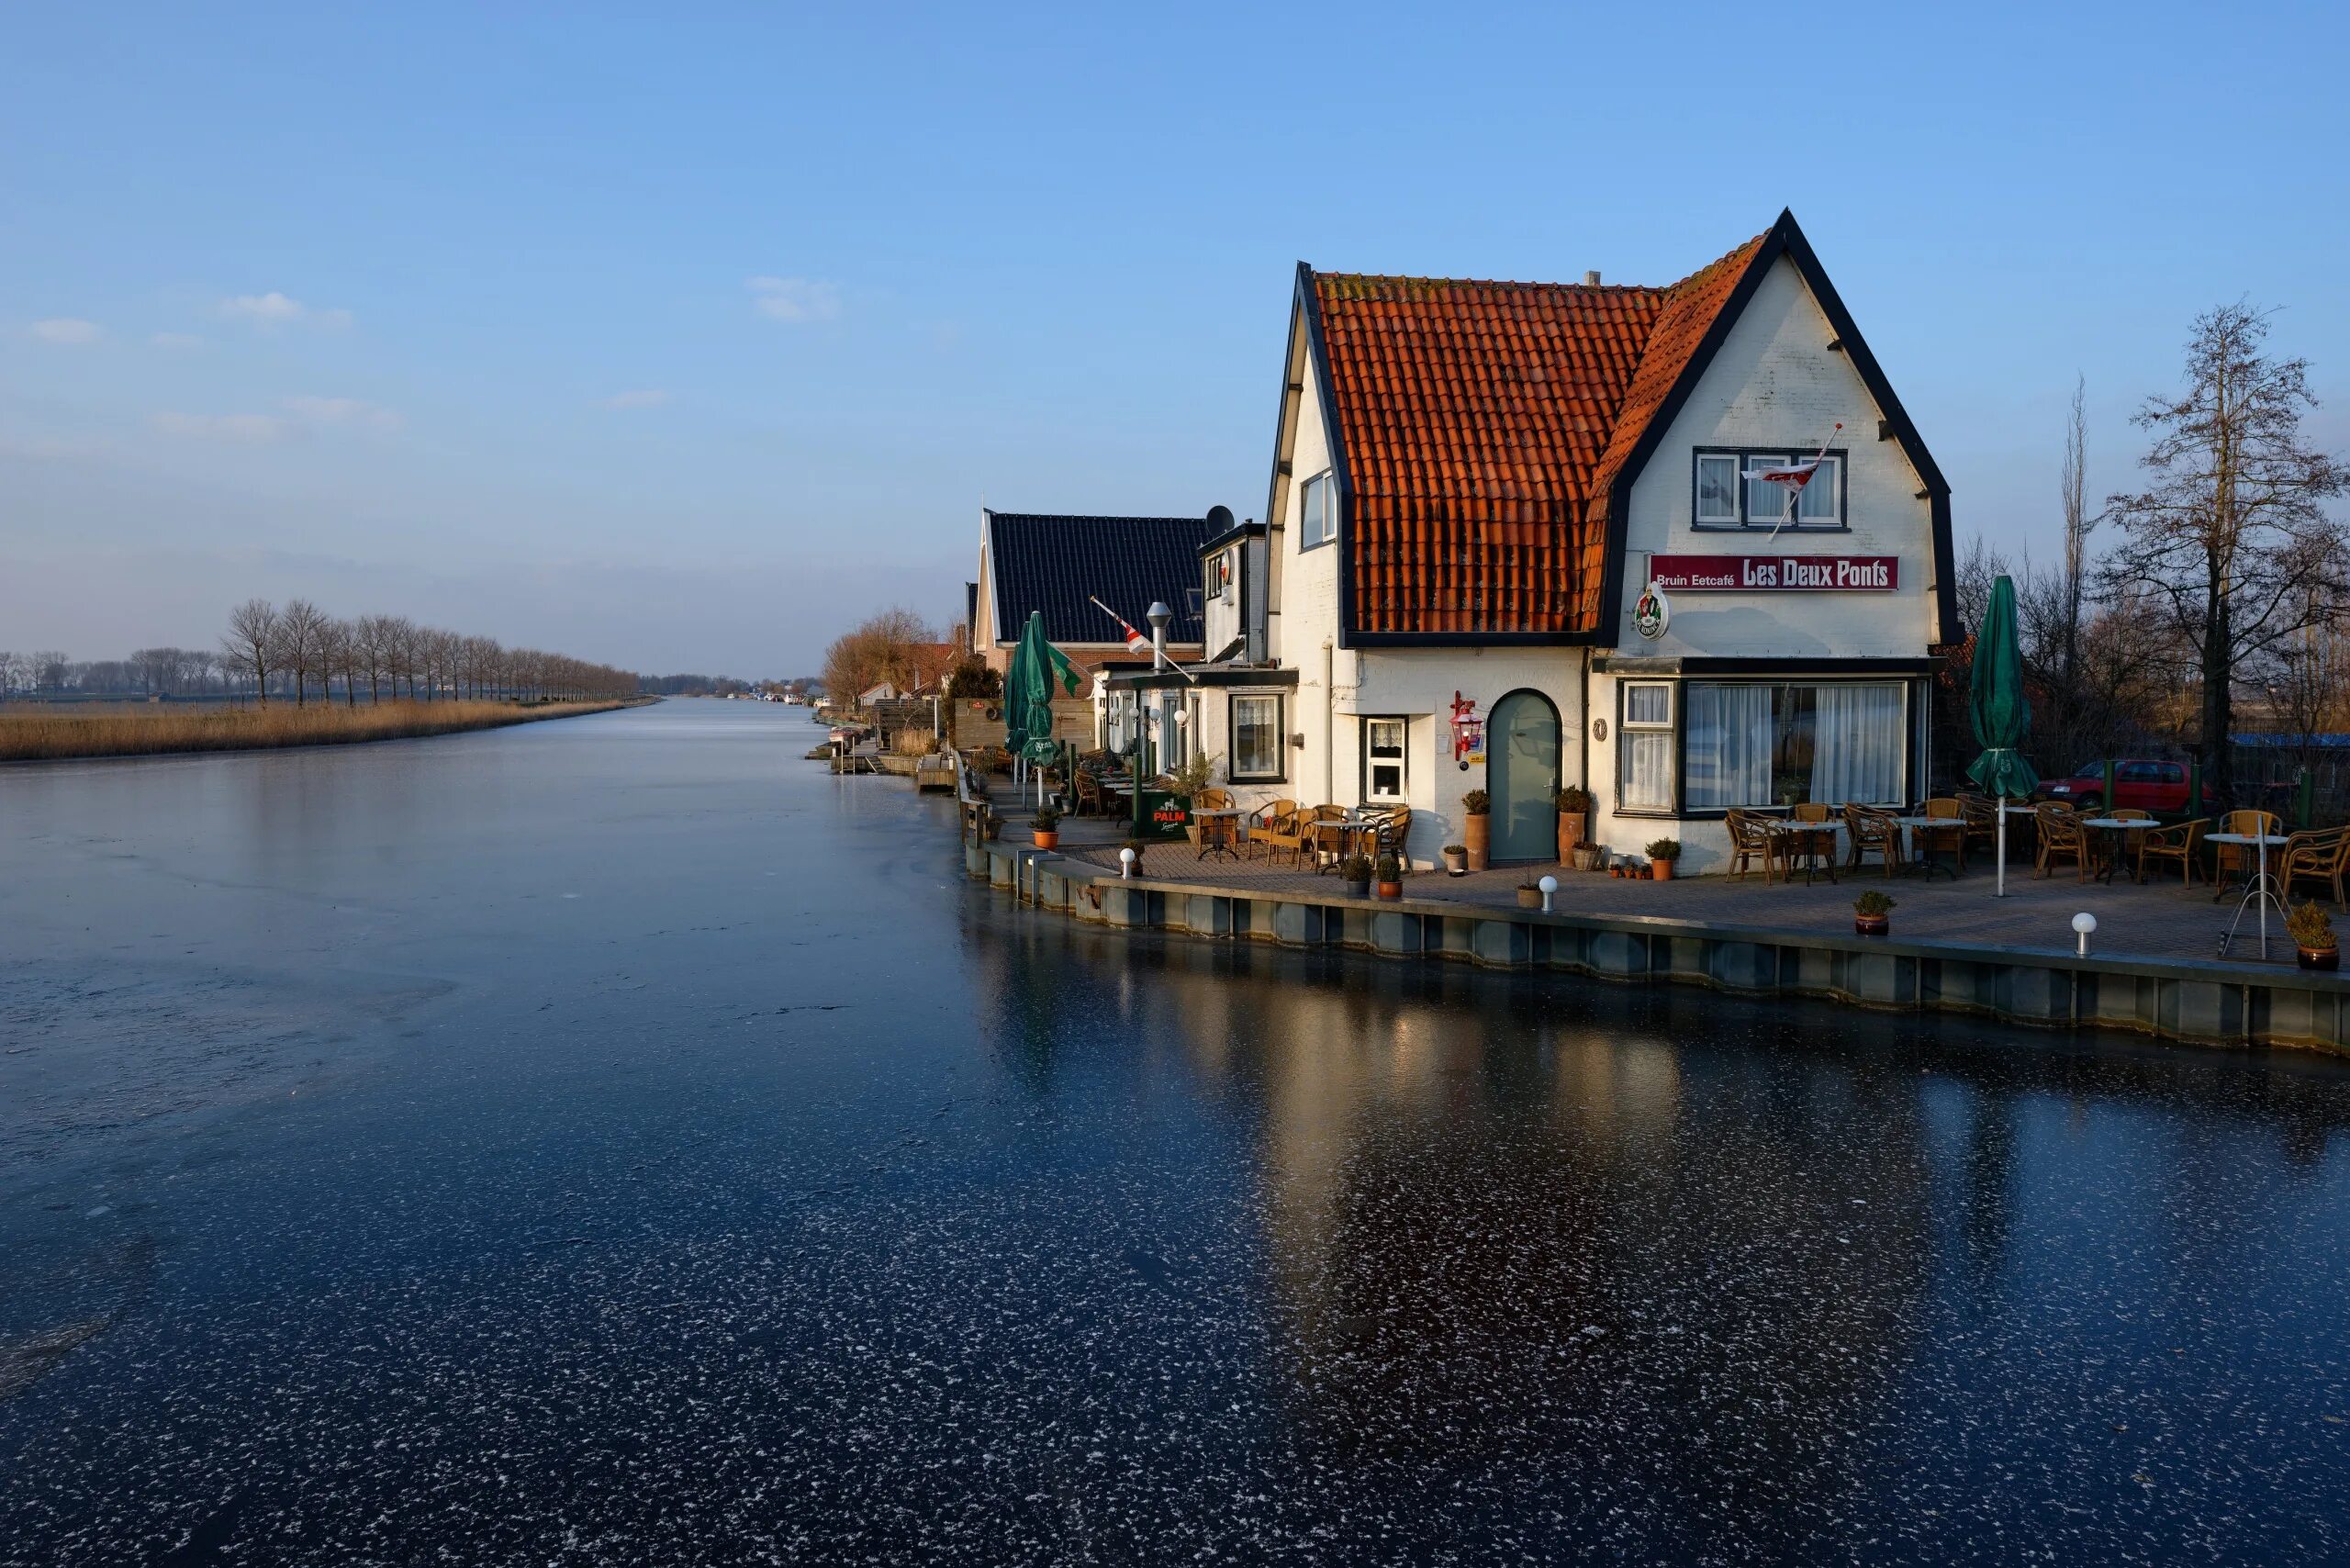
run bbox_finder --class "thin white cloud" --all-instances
[218,291,354,330]
[151,331,205,350]
[748,276,841,324]
[30,318,103,345]
[283,395,400,431]
[600,388,673,409]
[154,411,294,444]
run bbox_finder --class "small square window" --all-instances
[1300,475,1333,548]
[1695,454,1740,524]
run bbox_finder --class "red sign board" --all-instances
[1649,554,1898,592]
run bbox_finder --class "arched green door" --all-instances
[1489,690,1560,862]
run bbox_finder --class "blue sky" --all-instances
[6,2,2346,676]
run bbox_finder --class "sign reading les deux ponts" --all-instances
[1649,555,1898,592]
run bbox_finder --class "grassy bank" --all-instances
[0,698,648,763]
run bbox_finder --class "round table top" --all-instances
[2000,804,2041,815]
[1764,818,1842,833]
[2080,816,2154,829]
[1892,815,1964,827]
[2206,832,2288,846]
[1190,805,1244,818]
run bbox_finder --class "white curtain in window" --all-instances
[1798,456,1839,521]
[1809,684,1904,804]
[1621,733,1673,811]
[1685,684,1774,808]
[1745,457,1788,526]
[1697,455,1739,521]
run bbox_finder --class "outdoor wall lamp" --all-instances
[2073,911,2097,956]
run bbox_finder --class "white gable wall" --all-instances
[1615,255,1940,655]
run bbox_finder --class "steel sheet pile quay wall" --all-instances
[969,840,2350,1054]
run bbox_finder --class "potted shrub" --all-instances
[1375,853,1404,901]
[1572,842,1605,873]
[1031,804,1062,850]
[1441,843,1469,876]
[1555,785,1592,863]
[1853,889,1896,935]
[1339,854,1373,898]
[1646,838,1682,881]
[1462,789,1491,872]
[2288,900,2339,971]
[1516,879,1542,909]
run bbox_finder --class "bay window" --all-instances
[1618,682,1675,812]
[1620,678,1908,812]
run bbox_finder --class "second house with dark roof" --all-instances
[1135,210,1957,872]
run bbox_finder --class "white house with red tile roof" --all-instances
[1128,210,1956,873]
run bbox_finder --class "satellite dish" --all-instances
[1205,504,1235,533]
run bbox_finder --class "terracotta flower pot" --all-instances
[1034,830,1058,849]
[1376,881,1403,901]
[1651,860,1674,881]
[2298,945,2340,971]
[1464,813,1490,872]
[1556,812,1586,863]
[1854,913,1890,936]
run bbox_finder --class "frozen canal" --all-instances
[4,698,2346,1563]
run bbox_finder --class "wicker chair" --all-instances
[1300,804,1352,872]
[1844,804,1903,876]
[1248,798,1303,865]
[2135,817,2207,887]
[2279,824,2350,911]
[2033,801,2087,880]
[1956,794,2002,864]
[2211,809,2283,891]
[1791,801,1834,823]
[1726,810,1782,883]
[1364,805,1413,869]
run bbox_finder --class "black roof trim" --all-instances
[1198,520,1266,555]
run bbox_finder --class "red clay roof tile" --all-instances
[1310,234,1766,637]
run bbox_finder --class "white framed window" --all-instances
[1230,693,1285,782]
[1299,473,1334,549]
[1694,448,1847,529]
[1742,455,1790,529]
[1695,454,1740,525]
[1205,550,1229,600]
[1619,681,1675,812]
[1363,716,1407,802]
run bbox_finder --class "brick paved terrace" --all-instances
[1042,817,2322,971]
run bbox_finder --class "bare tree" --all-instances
[2102,302,2350,811]
[2058,375,2097,690]
[273,599,331,707]
[221,600,279,705]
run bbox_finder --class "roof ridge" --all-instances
[1314,271,1667,296]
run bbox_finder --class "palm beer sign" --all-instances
[1649,554,1899,592]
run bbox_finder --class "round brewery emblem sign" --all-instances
[1633,579,1671,641]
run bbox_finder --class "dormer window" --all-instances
[1693,449,1845,530]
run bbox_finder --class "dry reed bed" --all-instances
[0,699,642,763]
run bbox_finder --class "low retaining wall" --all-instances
[967,840,2350,1055]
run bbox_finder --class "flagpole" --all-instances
[1763,422,1843,542]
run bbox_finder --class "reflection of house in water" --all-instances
[1136,946,1941,1543]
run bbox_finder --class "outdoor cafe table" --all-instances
[1307,812,1381,874]
[1761,818,1841,885]
[1891,815,1963,880]
[2078,816,2149,885]
[2208,832,2290,959]
[1191,805,1244,864]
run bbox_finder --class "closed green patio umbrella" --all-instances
[1004,610,1080,802]
[1965,575,2039,897]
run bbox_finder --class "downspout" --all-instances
[1578,647,1592,791]
[1322,639,1335,803]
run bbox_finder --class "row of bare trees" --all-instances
[1950,301,2348,812]
[218,599,636,706]
[821,607,944,706]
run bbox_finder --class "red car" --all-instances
[2037,759,2212,815]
